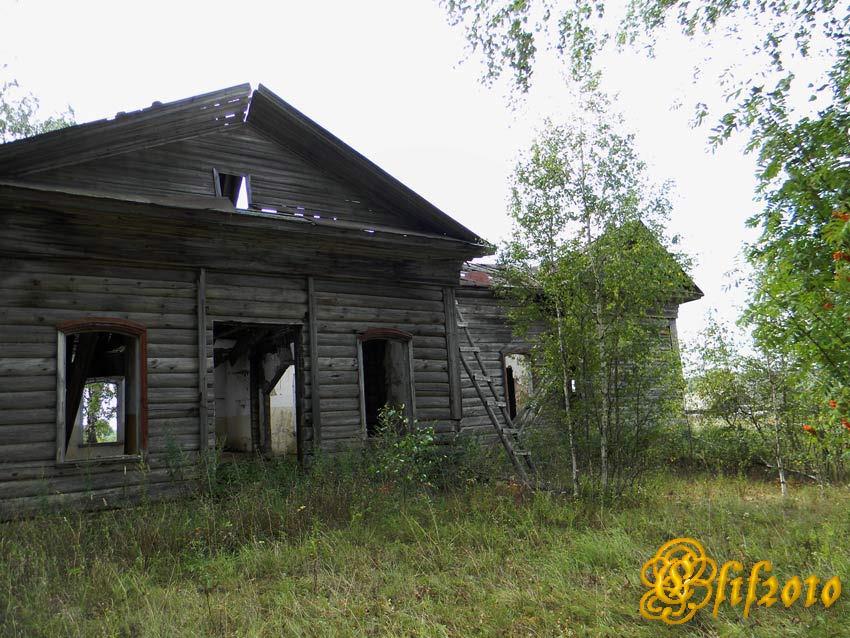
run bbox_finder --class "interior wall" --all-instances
[269,365,297,455]
[213,341,252,452]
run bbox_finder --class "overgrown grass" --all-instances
[1,455,848,637]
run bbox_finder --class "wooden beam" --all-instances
[227,328,273,367]
[197,268,208,453]
[55,330,65,463]
[307,277,322,452]
[444,287,462,423]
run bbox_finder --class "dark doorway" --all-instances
[361,337,413,436]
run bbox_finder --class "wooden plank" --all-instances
[0,307,195,330]
[317,321,445,337]
[147,358,198,373]
[197,268,208,454]
[356,339,366,439]
[318,370,360,385]
[0,390,53,410]
[317,357,358,371]
[444,286,462,422]
[0,358,55,376]
[0,424,54,445]
[0,290,196,314]
[315,278,444,301]
[0,342,53,358]
[148,373,198,389]
[0,375,55,392]
[314,292,444,313]
[0,258,196,285]
[0,442,55,463]
[317,306,446,325]
[320,411,361,427]
[307,277,322,451]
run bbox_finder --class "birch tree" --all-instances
[499,102,693,496]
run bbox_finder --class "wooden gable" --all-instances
[0,84,483,244]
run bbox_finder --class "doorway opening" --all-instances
[213,322,302,459]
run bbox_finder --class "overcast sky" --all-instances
[0,0,764,346]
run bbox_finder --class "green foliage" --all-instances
[439,0,850,490]
[440,0,847,148]
[366,403,449,492]
[81,381,118,444]
[687,315,850,485]
[0,75,74,143]
[499,96,693,496]
[3,470,849,636]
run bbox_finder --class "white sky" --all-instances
[0,0,767,346]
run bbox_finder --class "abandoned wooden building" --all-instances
[0,84,700,514]
[0,84,497,514]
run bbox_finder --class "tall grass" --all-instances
[1,449,848,637]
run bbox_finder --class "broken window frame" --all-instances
[356,328,416,438]
[212,168,251,209]
[55,318,148,463]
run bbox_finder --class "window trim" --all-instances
[356,328,416,437]
[56,318,148,463]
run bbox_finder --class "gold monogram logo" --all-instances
[640,537,842,624]
[640,538,717,625]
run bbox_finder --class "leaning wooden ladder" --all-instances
[455,301,534,486]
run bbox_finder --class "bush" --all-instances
[365,404,448,493]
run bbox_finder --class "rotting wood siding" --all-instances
[455,287,535,443]
[0,187,467,287]
[0,201,468,516]
[12,126,441,236]
[312,279,456,450]
[0,257,201,514]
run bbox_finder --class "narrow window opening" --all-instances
[504,353,533,420]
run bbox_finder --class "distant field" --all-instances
[1,461,847,637]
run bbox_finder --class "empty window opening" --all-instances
[504,353,533,420]
[214,169,250,209]
[57,322,146,462]
[360,336,413,437]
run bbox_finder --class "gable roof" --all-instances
[0,83,484,245]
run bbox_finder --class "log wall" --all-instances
[456,286,684,443]
[455,287,535,442]
[0,257,202,516]
[312,279,456,449]
[16,126,438,235]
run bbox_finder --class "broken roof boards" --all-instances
[0,83,487,249]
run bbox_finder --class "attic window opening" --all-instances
[214,169,251,209]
